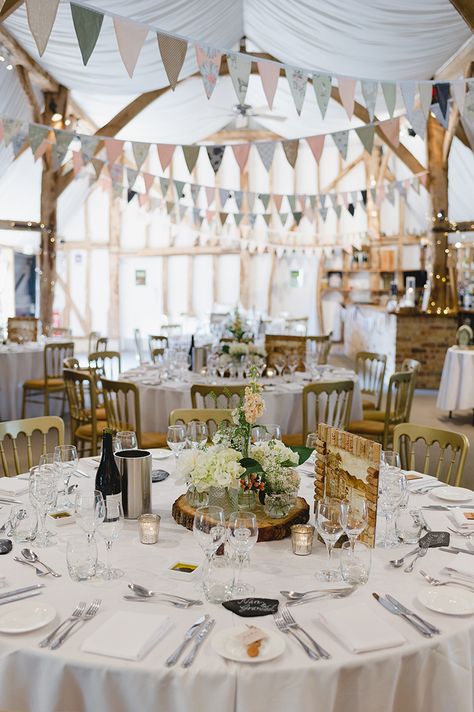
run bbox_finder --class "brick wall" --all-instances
[395,314,457,389]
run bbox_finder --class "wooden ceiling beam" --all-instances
[448,0,474,32]
[0,0,24,22]
[0,25,57,91]
[320,154,364,192]
[435,36,474,79]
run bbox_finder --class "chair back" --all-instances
[356,351,387,410]
[302,380,354,441]
[191,384,245,409]
[63,368,99,453]
[169,408,233,438]
[265,335,306,371]
[63,357,80,369]
[0,416,64,476]
[306,334,332,365]
[44,342,74,380]
[101,378,142,442]
[95,337,108,352]
[148,335,168,358]
[88,331,100,355]
[393,423,469,486]
[151,348,165,364]
[134,328,146,365]
[7,316,38,343]
[88,351,121,381]
[400,358,420,416]
[385,371,413,426]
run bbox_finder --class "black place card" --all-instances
[420,531,450,548]
[222,597,279,617]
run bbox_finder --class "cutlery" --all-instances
[0,498,21,505]
[423,505,474,510]
[411,483,444,494]
[280,586,352,600]
[286,587,355,607]
[182,618,215,668]
[0,584,45,600]
[0,590,43,605]
[39,602,87,648]
[419,570,474,593]
[74,470,90,478]
[417,511,432,532]
[21,549,62,578]
[440,546,474,555]
[447,527,473,538]
[50,599,101,649]
[445,567,474,581]
[165,615,210,666]
[273,612,319,659]
[385,594,440,635]
[128,582,202,605]
[404,545,428,573]
[389,545,422,568]
[14,556,49,576]
[372,593,433,637]
[280,607,331,659]
[123,595,198,608]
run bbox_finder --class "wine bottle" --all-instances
[188,334,195,371]
[95,429,122,512]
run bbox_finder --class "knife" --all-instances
[182,618,216,668]
[440,546,474,555]
[165,615,210,666]
[0,584,45,600]
[0,590,43,605]
[385,594,440,635]
[372,593,433,637]
[422,505,474,510]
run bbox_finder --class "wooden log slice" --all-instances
[172,494,310,542]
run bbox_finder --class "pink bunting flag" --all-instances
[138,192,149,207]
[104,138,123,165]
[338,77,356,119]
[157,34,188,90]
[157,144,175,171]
[195,45,222,99]
[143,173,154,194]
[306,135,325,163]
[379,118,400,148]
[257,61,280,109]
[72,150,84,176]
[205,186,215,206]
[113,16,148,78]
[0,120,3,142]
[273,194,283,211]
[232,144,250,172]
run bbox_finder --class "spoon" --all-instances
[404,546,428,573]
[286,587,356,607]
[280,586,352,600]
[389,545,422,568]
[13,556,48,576]
[21,549,62,578]
[128,583,202,605]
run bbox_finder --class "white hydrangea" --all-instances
[249,439,300,495]
[228,342,249,358]
[177,445,245,492]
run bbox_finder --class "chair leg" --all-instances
[44,390,49,416]
[21,387,27,418]
[449,411,452,419]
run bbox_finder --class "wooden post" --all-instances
[108,195,121,338]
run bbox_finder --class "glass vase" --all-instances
[237,489,257,511]
[207,486,239,516]
[264,493,297,519]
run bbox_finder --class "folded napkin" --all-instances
[82,611,171,661]
[319,604,405,653]
[451,509,474,528]
[443,553,474,579]
[298,463,315,476]
[0,478,29,496]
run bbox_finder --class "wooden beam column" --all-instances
[108,195,121,338]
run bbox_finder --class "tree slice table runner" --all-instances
[172,494,310,542]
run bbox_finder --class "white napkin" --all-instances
[443,553,474,579]
[298,462,315,476]
[451,509,474,528]
[0,478,29,496]
[82,611,171,661]
[319,604,405,653]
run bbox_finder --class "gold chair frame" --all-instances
[356,351,387,411]
[306,334,332,365]
[0,416,65,476]
[148,335,168,359]
[22,342,74,417]
[302,380,354,442]
[63,368,105,457]
[190,384,245,409]
[169,408,233,438]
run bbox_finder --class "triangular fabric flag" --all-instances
[34,139,50,161]
[205,186,215,206]
[219,212,227,226]
[256,142,276,171]
[234,213,244,226]
[329,194,338,210]
[287,194,296,212]
[273,194,283,211]
[91,158,104,180]
[127,167,138,188]
[361,80,378,121]
[379,118,400,147]
[132,142,149,170]
[263,214,272,227]
[286,67,307,115]
[12,131,27,158]
[348,203,355,216]
[381,82,397,117]
[319,206,328,222]
[195,45,222,99]
[219,188,229,207]
[26,0,60,57]
[72,150,84,176]
[109,163,123,185]
[232,143,250,172]
[249,214,257,228]
[234,191,243,210]
[206,145,225,173]
[431,102,449,129]
[332,130,349,160]
[360,189,367,206]
[463,84,474,125]
[334,205,342,220]
[70,3,104,66]
[182,145,200,174]
[174,180,185,198]
[386,183,395,205]
[80,134,99,163]
[179,204,188,219]
[104,137,123,165]
[228,54,251,104]
[260,193,270,210]
[419,84,433,119]
[206,210,215,223]
[319,194,327,209]
[313,74,331,118]
[157,143,175,170]
[452,80,466,114]
[338,76,356,119]
[282,139,299,168]
[138,192,149,207]
[2,119,23,146]
[400,82,417,119]
[113,17,147,78]
[159,176,170,195]
[166,201,175,215]
[257,61,280,109]
[292,211,302,226]
[190,184,200,204]
[248,192,256,211]
[409,109,427,139]
[157,33,187,90]
[28,124,49,154]
[306,135,325,163]
[52,130,72,169]
[434,83,450,118]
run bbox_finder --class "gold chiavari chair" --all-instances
[355,351,387,411]
[0,416,64,477]
[169,408,233,439]
[190,384,245,409]
[306,334,332,365]
[265,334,306,372]
[148,335,168,360]
[63,368,107,457]
[22,342,74,417]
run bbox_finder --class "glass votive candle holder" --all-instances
[291,524,315,555]
[138,513,160,544]
[340,541,371,585]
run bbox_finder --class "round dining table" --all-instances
[0,454,473,712]
[119,367,363,434]
[0,343,45,420]
[437,346,474,414]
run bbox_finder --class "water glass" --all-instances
[74,490,105,543]
[378,467,407,548]
[114,431,138,451]
[97,499,124,580]
[315,497,344,581]
[193,506,227,601]
[397,508,423,544]
[8,503,38,543]
[66,535,98,581]
[167,424,186,467]
[202,554,235,604]
[341,496,368,550]
[227,511,258,596]
[29,465,57,547]
[251,424,281,444]
[186,421,208,449]
[340,541,371,585]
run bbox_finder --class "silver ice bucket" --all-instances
[114,449,152,519]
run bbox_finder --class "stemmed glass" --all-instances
[167,425,186,468]
[193,506,227,601]
[315,497,344,581]
[53,445,78,507]
[379,451,407,548]
[29,465,57,547]
[251,424,281,444]
[186,421,208,449]
[341,496,368,551]
[227,511,258,596]
[97,499,124,580]
[274,355,286,378]
[114,431,138,451]
[74,490,105,544]
[286,354,300,381]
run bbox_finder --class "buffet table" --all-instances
[0,454,473,712]
[437,346,474,413]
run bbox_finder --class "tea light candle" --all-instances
[266,368,275,378]
[138,513,160,544]
[291,524,314,555]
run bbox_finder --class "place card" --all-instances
[223,598,279,617]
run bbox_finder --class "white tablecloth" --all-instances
[0,455,473,712]
[437,346,474,411]
[120,369,363,434]
[0,344,44,420]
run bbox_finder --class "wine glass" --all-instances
[341,496,368,551]
[227,511,258,596]
[273,355,286,378]
[378,468,407,548]
[251,424,281,444]
[74,490,105,544]
[193,506,227,601]
[114,431,138,452]
[29,465,57,547]
[315,497,344,581]
[53,445,78,507]
[286,354,300,380]
[167,424,186,468]
[97,499,124,580]
[186,421,208,449]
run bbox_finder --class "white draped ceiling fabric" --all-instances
[0,0,472,335]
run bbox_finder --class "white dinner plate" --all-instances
[0,601,56,633]
[152,450,171,461]
[212,626,285,663]
[418,587,474,616]
[431,486,473,502]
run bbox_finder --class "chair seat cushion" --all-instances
[282,433,304,447]
[140,432,168,449]
[23,378,64,389]
[84,408,107,421]
[75,421,109,440]
[347,420,394,436]
[362,398,376,410]
[362,409,385,422]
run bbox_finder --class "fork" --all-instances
[286,587,355,607]
[273,612,319,660]
[280,607,331,660]
[50,599,101,650]
[419,570,474,592]
[39,602,86,648]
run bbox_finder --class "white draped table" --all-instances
[0,455,473,712]
[437,346,474,412]
[0,343,44,420]
[119,368,363,434]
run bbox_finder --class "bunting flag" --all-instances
[52,130,72,169]
[286,67,307,115]
[435,83,450,119]
[361,80,378,121]
[228,54,251,104]
[419,83,433,119]
[72,150,84,175]
[28,124,49,154]
[157,34,187,90]
[306,135,325,163]
[282,139,299,168]
[381,82,397,118]
[409,109,427,139]
[400,82,417,121]
[132,142,149,170]
[127,167,138,188]
[182,145,200,174]
[257,61,280,110]
[70,3,104,65]
[332,130,349,160]
[205,186,215,206]
[190,184,200,203]
[464,84,474,125]
[157,143,175,170]
[80,134,99,163]
[356,125,375,154]
[378,118,400,147]
[313,74,331,118]
[256,141,276,172]
[113,17,148,78]
[338,76,356,119]
[219,188,229,207]
[452,80,466,115]
[26,0,60,57]
[232,143,250,171]
[2,119,23,146]
[235,191,243,210]
[206,145,225,173]
[104,137,123,165]
[174,179,185,198]
[195,45,222,99]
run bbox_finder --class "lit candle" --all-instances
[291,524,314,555]
[138,513,160,544]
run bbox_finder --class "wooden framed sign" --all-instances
[314,424,381,547]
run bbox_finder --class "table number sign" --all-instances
[314,424,381,547]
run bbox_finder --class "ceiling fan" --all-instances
[214,103,288,127]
